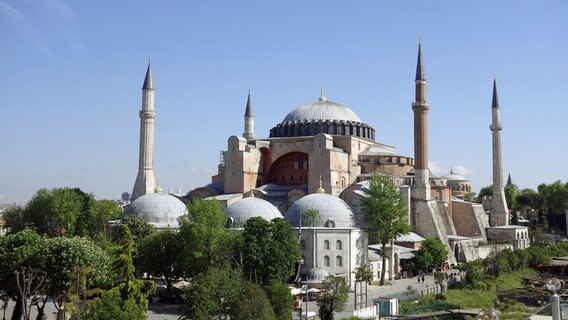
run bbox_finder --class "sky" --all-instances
[1,1,567,203]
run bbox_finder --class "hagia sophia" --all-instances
[124,41,529,287]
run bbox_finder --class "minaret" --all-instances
[411,37,431,201]
[506,173,512,187]
[131,62,157,201]
[489,78,509,226]
[243,90,255,140]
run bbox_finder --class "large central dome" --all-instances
[269,92,375,140]
[282,99,362,123]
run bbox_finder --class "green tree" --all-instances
[178,199,233,277]
[74,288,142,320]
[504,184,519,212]
[0,230,43,320]
[239,217,301,285]
[137,229,184,295]
[316,275,349,320]
[180,267,244,320]
[2,205,26,234]
[415,238,448,270]
[361,173,411,285]
[264,280,293,320]
[477,185,493,202]
[231,282,276,320]
[23,188,86,237]
[110,224,155,319]
[463,192,477,203]
[353,264,373,284]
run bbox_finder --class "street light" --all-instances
[547,278,562,320]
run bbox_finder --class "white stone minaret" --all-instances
[243,90,255,140]
[131,62,156,201]
[489,78,509,226]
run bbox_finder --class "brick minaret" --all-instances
[489,78,509,226]
[132,62,157,201]
[243,90,255,140]
[411,38,431,201]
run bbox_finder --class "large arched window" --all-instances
[336,256,342,267]
[323,256,330,267]
[323,240,330,250]
[336,240,342,250]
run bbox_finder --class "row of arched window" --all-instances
[323,255,342,267]
[323,240,342,250]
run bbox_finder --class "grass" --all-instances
[400,269,537,315]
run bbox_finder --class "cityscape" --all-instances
[1,1,567,320]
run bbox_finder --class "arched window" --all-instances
[323,240,330,250]
[323,256,330,267]
[336,256,342,267]
[300,240,306,250]
[336,240,342,250]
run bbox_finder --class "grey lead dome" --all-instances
[283,99,362,123]
[225,197,283,227]
[124,193,188,228]
[284,193,358,229]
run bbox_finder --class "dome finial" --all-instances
[154,184,162,193]
[319,86,326,102]
[317,175,325,193]
[450,166,454,174]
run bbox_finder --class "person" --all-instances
[421,275,425,283]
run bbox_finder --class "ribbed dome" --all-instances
[124,193,188,228]
[283,99,362,123]
[307,266,330,281]
[442,171,468,181]
[284,193,357,229]
[225,197,283,227]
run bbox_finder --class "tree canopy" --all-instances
[415,237,448,270]
[361,173,411,285]
[316,275,349,320]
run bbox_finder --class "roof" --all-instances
[225,197,282,227]
[124,192,187,228]
[284,193,358,229]
[282,99,362,123]
[396,232,425,243]
[142,62,153,90]
[358,144,398,156]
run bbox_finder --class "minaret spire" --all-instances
[132,61,157,201]
[489,77,509,226]
[243,90,255,140]
[411,36,430,201]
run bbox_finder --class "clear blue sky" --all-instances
[1,0,567,203]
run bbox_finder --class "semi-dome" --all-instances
[283,99,362,123]
[124,193,188,228]
[284,193,358,229]
[269,93,375,140]
[225,196,283,227]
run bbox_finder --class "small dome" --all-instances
[124,193,188,228]
[225,197,283,227]
[283,99,362,123]
[307,266,330,281]
[442,170,469,182]
[284,193,357,229]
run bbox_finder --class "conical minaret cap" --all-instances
[415,37,425,81]
[492,77,499,109]
[244,90,253,117]
[142,61,154,90]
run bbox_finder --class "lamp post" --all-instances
[547,278,562,320]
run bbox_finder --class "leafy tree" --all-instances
[504,184,519,212]
[231,282,276,320]
[22,188,85,237]
[114,216,155,246]
[239,217,300,285]
[300,208,320,227]
[477,185,493,202]
[353,264,373,284]
[361,173,411,285]
[415,238,448,270]
[180,267,244,320]
[316,275,349,320]
[137,229,184,295]
[110,224,155,319]
[74,288,142,320]
[178,199,233,277]
[264,280,293,320]
[0,230,43,320]
[463,192,477,203]
[2,205,26,234]
[79,199,122,239]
